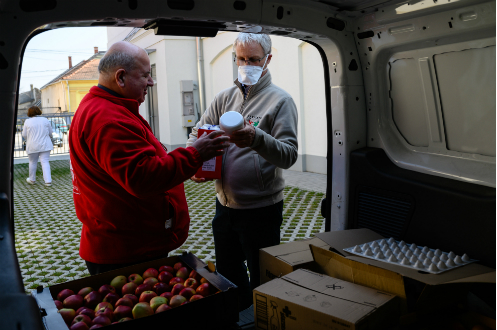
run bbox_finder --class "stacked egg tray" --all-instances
[343,238,477,274]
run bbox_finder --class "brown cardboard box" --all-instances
[310,229,496,315]
[259,237,331,285]
[31,253,238,329]
[253,268,400,330]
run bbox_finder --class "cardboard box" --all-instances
[31,253,238,329]
[259,237,331,285]
[195,128,222,179]
[253,268,400,330]
[310,229,496,315]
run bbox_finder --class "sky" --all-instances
[19,27,108,93]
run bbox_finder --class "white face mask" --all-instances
[237,55,269,86]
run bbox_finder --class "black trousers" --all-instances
[212,199,283,311]
[85,254,168,276]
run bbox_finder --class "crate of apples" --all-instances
[54,262,214,329]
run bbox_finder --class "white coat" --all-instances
[22,116,53,154]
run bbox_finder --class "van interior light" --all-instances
[395,0,459,15]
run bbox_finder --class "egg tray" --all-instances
[343,238,477,274]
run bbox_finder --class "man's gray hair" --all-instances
[98,51,136,74]
[233,33,272,56]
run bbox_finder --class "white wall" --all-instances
[41,81,68,114]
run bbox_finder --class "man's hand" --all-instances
[190,175,214,183]
[191,130,230,161]
[230,120,256,148]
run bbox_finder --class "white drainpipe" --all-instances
[195,37,206,114]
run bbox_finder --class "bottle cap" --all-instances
[220,111,244,136]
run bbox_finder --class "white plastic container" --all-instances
[219,111,244,136]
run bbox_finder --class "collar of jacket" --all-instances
[90,85,140,116]
[234,70,272,101]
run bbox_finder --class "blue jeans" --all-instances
[212,199,283,311]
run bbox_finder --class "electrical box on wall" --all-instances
[180,80,200,127]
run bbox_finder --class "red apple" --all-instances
[70,322,89,330]
[83,291,101,309]
[189,270,202,282]
[128,273,144,285]
[173,262,185,272]
[77,307,95,319]
[159,265,174,274]
[176,267,189,280]
[72,314,92,327]
[54,300,63,310]
[196,283,211,297]
[132,302,154,319]
[57,289,75,302]
[103,292,120,306]
[113,305,132,320]
[121,282,137,296]
[169,295,186,308]
[171,283,185,296]
[123,294,138,306]
[190,295,203,302]
[181,301,189,306]
[139,291,157,303]
[98,285,115,298]
[142,268,159,279]
[89,325,103,329]
[78,287,93,297]
[115,297,133,308]
[200,278,208,284]
[179,287,196,300]
[153,282,170,295]
[184,278,199,290]
[64,295,84,310]
[169,277,184,287]
[59,308,76,325]
[160,292,173,301]
[110,275,127,293]
[91,315,111,327]
[143,277,159,287]
[95,307,112,320]
[135,283,152,297]
[94,302,113,312]
[155,304,172,313]
[158,271,174,284]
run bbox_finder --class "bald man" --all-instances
[69,42,229,275]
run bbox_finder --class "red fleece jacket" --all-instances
[69,86,202,264]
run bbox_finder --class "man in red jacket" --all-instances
[69,41,229,275]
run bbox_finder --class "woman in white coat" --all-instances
[22,106,53,186]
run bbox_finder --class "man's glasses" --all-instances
[234,56,266,65]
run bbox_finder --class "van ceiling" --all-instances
[314,0,408,11]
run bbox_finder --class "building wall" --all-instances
[41,81,68,113]
[68,80,98,112]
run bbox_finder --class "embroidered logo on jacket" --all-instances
[247,115,262,127]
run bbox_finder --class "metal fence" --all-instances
[14,113,74,158]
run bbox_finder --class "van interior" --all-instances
[0,0,494,329]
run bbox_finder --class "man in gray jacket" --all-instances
[187,33,298,311]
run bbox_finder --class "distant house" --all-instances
[40,48,105,114]
[18,84,41,116]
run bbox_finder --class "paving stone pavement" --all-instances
[283,169,327,194]
[13,160,326,293]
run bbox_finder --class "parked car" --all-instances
[48,117,69,134]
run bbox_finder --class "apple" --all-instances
[190,295,203,302]
[64,295,84,310]
[143,277,159,287]
[123,294,138,306]
[57,289,75,302]
[94,302,113,312]
[95,307,112,320]
[169,295,186,308]
[160,292,173,301]
[158,271,174,284]
[78,287,93,297]
[113,305,132,320]
[118,317,132,322]
[171,283,185,296]
[132,302,154,319]
[128,273,143,286]
[103,292,120,306]
[184,278,199,290]
[149,296,168,311]
[77,307,95,319]
[72,314,92,327]
[196,283,211,297]
[135,283,152,297]
[189,270,202,282]
[91,315,111,327]
[83,291,101,309]
[142,268,159,279]
[139,291,157,303]
[98,285,115,297]
[169,277,184,287]
[153,282,170,295]
[200,278,208,284]
[70,322,89,330]
[179,287,196,300]
[181,301,189,306]
[54,300,63,310]
[155,304,172,313]
[115,297,133,308]
[173,262,185,272]
[159,265,174,274]
[121,282,137,296]
[176,267,189,280]
[110,275,127,293]
[59,308,76,325]
[89,325,103,329]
